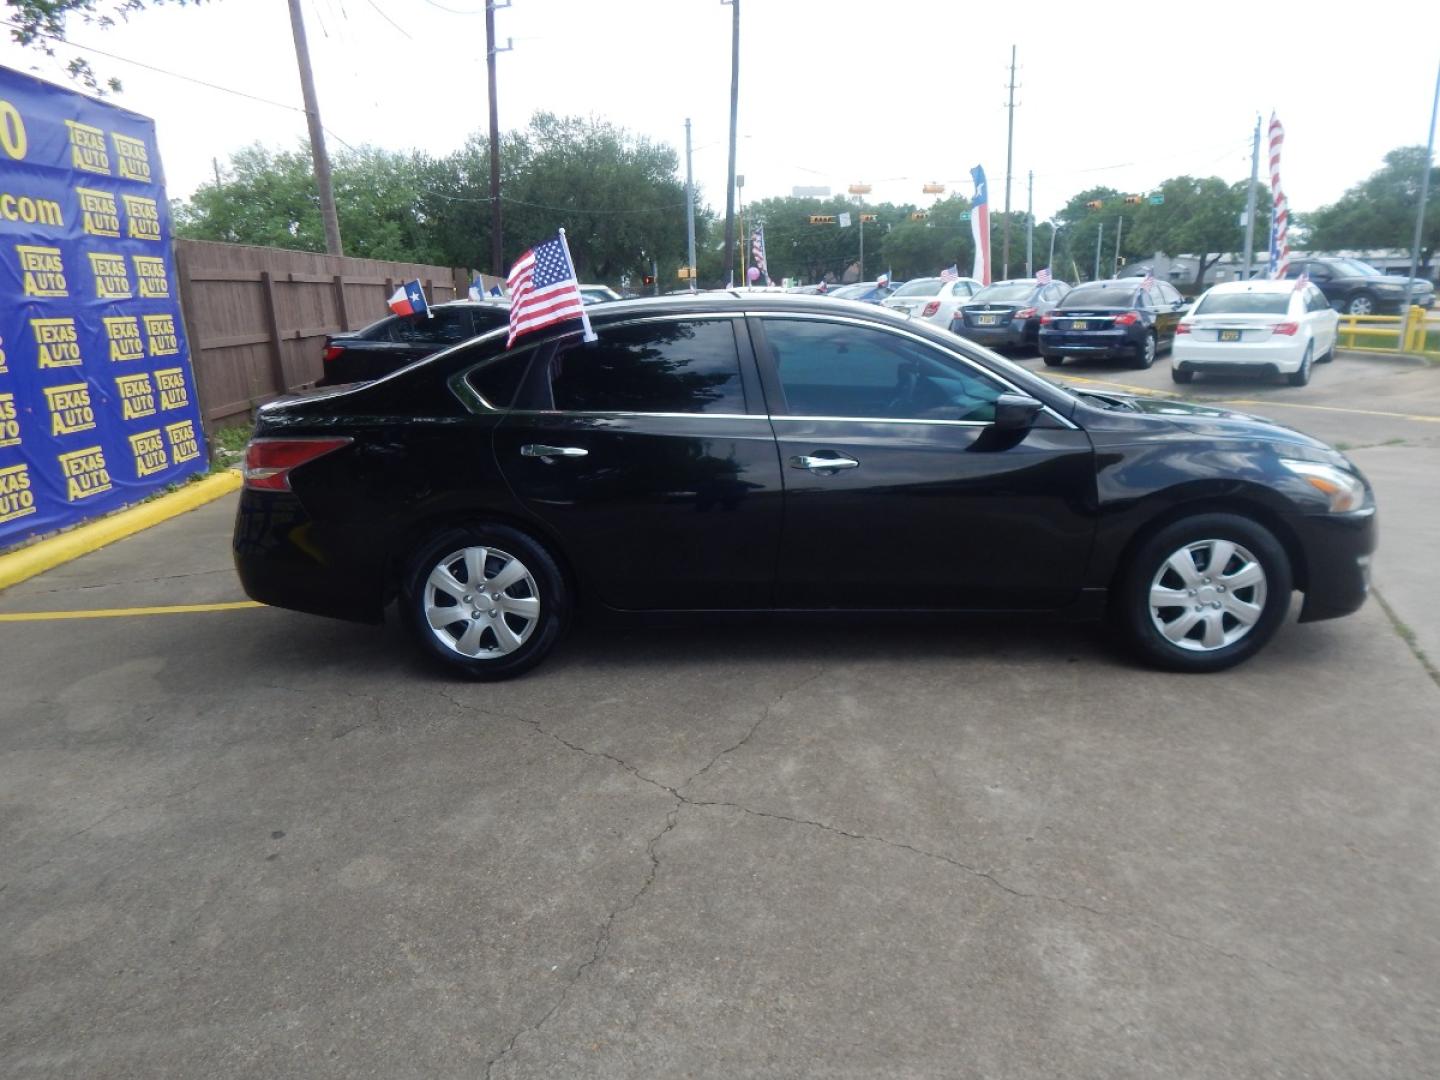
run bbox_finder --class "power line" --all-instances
[363,0,412,40]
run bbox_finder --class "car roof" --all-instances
[1205,280,1297,294]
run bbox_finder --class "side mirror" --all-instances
[992,392,1044,431]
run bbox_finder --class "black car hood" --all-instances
[1077,390,1333,451]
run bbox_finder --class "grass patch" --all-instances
[208,422,253,473]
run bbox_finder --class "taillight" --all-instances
[1040,314,1055,325]
[243,437,352,492]
[323,344,343,363]
[1271,322,1299,336]
[1014,307,1037,319]
[1175,321,1192,335]
[1114,311,1140,326]
[921,300,941,317]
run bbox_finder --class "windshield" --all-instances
[1195,292,1291,315]
[1063,283,1139,307]
[1336,259,1382,277]
[972,282,1036,303]
[889,278,943,298]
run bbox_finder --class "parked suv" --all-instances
[1282,257,1435,316]
[237,294,1375,680]
[318,300,510,386]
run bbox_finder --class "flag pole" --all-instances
[557,228,597,342]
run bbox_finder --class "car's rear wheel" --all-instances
[1133,332,1157,369]
[1346,292,1376,316]
[401,524,569,680]
[1115,513,1292,673]
[1042,354,1064,367]
[1171,367,1194,384]
[1287,345,1313,387]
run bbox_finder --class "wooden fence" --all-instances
[173,240,502,426]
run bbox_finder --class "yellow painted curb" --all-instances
[0,469,243,591]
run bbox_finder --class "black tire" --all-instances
[1346,292,1376,317]
[1286,345,1313,387]
[1318,343,1335,363]
[1041,354,1064,367]
[1171,367,1194,384]
[1114,512,1293,673]
[401,523,570,680]
[1132,332,1157,369]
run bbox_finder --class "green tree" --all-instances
[1306,147,1439,264]
[6,0,205,93]
[1053,187,1125,281]
[1127,176,1246,289]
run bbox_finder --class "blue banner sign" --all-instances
[0,67,206,552]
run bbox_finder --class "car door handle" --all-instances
[789,453,859,473]
[520,444,588,459]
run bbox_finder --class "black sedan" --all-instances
[1282,257,1435,316]
[1038,278,1190,368]
[950,278,1071,350]
[236,294,1375,680]
[317,300,510,386]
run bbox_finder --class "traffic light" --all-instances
[1124,194,1143,205]
[809,215,837,225]
[642,274,655,286]
[1085,199,1104,210]
[922,182,945,194]
[909,212,928,222]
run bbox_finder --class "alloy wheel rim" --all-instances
[423,546,540,659]
[1351,297,1373,316]
[1144,335,1156,364]
[1148,539,1267,653]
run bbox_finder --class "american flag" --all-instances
[939,264,959,282]
[1292,270,1310,291]
[1035,267,1052,285]
[750,224,769,283]
[1267,113,1291,280]
[1139,271,1156,291]
[506,233,592,347]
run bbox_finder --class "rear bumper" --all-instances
[955,321,1033,347]
[1038,329,1140,359]
[1173,338,1306,374]
[1293,508,1377,623]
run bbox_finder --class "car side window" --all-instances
[464,349,532,409]
[1308,286,1331,313]
[546,319,746,414]
[392,308,474,345]
[762,319,1006,423]
[1160,282,1183,305]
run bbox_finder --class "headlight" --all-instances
[1279,459,1367,512]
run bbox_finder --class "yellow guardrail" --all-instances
[1336,306,1440,359]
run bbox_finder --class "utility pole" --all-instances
[286,0,342,256]
[1241,114,1261,280]
[722,0,740,288]
[737,174,746,286]
[684,119,697,291]
[858,209,865,282]
[1094,221,1103,281]
[1025,169,1034,276]
[211,157,222,188]
[1113,215,1123,277]
[485,1,512,277]
[1401,59,1440,335]
[1001,45,1018,279]
[1047,224,1058,272]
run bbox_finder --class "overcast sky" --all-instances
[3,0,1438,223]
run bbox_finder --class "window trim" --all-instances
[451,341,545,413]
[746,311,1078,430]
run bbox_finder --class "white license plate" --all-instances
[978,315,998,326]
[1219,329,1241,342]
[1071,320,1088,330]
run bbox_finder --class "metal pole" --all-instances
[858,205,865,282]
[1002,44,1017,279]
[1095,222,1103,281]
[1113,215,1123,277]
[653,258,660,297]
[1402,59,1440,344]
[684,118,697,291]
[1047,224,1057,270]
[738,177,745,286]
[722,0,740,288]
[1025,169,1034,276]
[485,2,512,277]
[286,0,342,256]
[1241,114,1261,280]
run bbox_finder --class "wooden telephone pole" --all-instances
[286,0,342,256]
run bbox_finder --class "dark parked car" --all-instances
[951,278,1071,350]
[1038,278,1189,368]
[1281,257,1435,316]
[317,300,510,386]
[236,294,1375,680]
[827,280,902,303]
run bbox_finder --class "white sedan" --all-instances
[1172,279,1339,387]
[880,275,982,327]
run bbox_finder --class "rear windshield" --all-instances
[1063,283,1139,307]
[889,278,943,298]
[830,284,872,299]
[972,282,1035,303]
[1195,292,1291,315]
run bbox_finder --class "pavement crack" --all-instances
[1372,586,1440,690]
[686,798,1301,980]
[681,668,826,793]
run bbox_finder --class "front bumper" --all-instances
[1293,508,1377,623]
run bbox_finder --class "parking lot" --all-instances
[3,349,1438,1078]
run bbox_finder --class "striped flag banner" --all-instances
[970,165,991,286]
[1268,113,1290,280]
[506,229,596,347]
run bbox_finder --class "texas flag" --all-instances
[388,279,430,318]
[970,165,991,286]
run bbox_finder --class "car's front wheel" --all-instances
[1115,513,1293,673]
[1346,292,1376,316]
[1171,367,1194,384]
[401,524,570,679]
